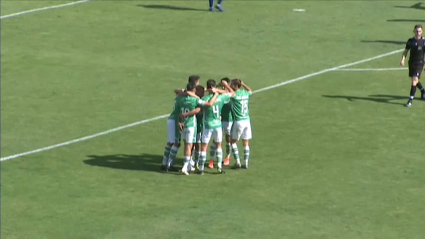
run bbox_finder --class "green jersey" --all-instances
[175,95,206,128]
[196,111,203,133]
[231,90,252,121]
[202,93,231,129]
[221,101,233,123]
[168,95,182,120]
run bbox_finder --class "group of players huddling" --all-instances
[161,75,253,175]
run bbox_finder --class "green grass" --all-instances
[2,1,425,238]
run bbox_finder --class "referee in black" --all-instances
[400,24,425,107]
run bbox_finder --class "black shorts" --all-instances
[408,62,424,79]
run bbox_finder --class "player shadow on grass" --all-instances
[387,19,425,23]
[394,2,425,10]
[83,154,181,173]
[322,94,407,105]
[360,40,405,45]
[137,4,208,11]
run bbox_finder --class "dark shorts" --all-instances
[408,62,424,79]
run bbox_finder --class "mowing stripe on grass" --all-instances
[0,49,404,161]
[0,0,90,20]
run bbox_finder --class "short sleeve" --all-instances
[405,39,412,50]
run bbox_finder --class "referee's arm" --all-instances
[400,49,409,66]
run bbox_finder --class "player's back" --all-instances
[202,93,231,129]
[202,94,222,129]
[177,95,199,127]
[231,90,252,121]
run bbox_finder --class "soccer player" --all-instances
[229,79,253,169]
[175,83,219,175]
[195,79,235,174]
[208,77,233,169]
[191,85,206,171]
[161,75,201,171]
[209,0,225,12]
[400,24,425,107]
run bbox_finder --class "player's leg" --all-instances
[209,0,215,11]
[416,64,425,99]
[222,121,233,165]
[181,127,195,175]
[240,121,252,169]
[406,63,422,107]
[162,143,172,170]
[167,142,180,172]
[208,141,216,169]
[166,121,181,172]
[214,128,225,173]
[190,135,201,171]
[162,119,176,170]
[230,121,242,169]
[407,76,419,107]
[199,129,213,174]
[215,0,225,12]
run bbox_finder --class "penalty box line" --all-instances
[0,49,404,162]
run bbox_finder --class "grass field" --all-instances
[1,1,425,238]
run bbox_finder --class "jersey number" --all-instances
[241,100,248,116]
[212,105,220,118]
[181,108,190,120]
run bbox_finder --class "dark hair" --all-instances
[206,79,216,89]
[231,78,242,88]
[188,75,200,84]
[186,83,197,91]
[414,24,423,30]
[196,85,205,91]
[221,77,230,83]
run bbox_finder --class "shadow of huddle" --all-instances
[83,153,184,172]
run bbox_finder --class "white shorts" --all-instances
[231,120,252,140]
[182,127,196,143]
[201,128,223,143]
[222,121,233,135]
[167,119,181,143]
[196,132,202,144]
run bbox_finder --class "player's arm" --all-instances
[400,49,409,66]
[240,80,253,94]
[174,89,185,96]
[179,107,202,119]
[174,89,199,98]
[213,89,228,94]
[203,91,219,107]
[186,91,200,98]
[221,80,235,97]
[401,40,411,67]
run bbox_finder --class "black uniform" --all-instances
[405,37,425,78]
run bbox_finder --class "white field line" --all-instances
[336,67,407,72]
[0,0,90,20]
[0,49,404,161]
[253,49,403,93]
